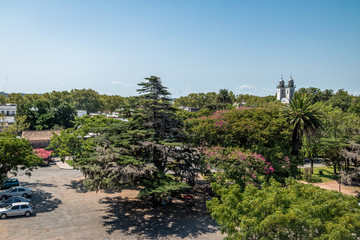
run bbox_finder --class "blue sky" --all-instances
[0,0,359,97]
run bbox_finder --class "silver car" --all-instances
[0,186,32,199]
[0,196,31,208]
[0,202,33,219]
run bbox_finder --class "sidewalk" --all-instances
[53,157,74,170]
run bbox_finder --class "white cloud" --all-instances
[237,85,256,90]
[112,81,121,84]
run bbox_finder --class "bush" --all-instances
[207,178,360,240]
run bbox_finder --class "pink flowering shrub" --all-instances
[202,146,274,187]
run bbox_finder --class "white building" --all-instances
[0,103,17,116]
[76,110,87,117]
[277,76,296,104]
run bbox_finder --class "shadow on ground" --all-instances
[20,181,62,214]
[64,179,123,194]
[31,188,62,214]
[99,181,219,239]
[64,179,89,193]
[21,181,58,188]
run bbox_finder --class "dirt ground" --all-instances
[300,180,360,197]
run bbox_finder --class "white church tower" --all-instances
[276,76,285,101]
[277,75,296,103]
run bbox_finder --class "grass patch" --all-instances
[301,166,338,183]
[66,159,75,167]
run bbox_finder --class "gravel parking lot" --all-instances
[1,165,222,240]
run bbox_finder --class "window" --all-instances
[14,199,21,202]
[18,188,25,192]
[11,189,17,192]
[21,205,29,209]
[11,206,20,210]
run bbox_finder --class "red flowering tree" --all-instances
[202,146,275,188]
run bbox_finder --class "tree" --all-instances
[318,104,360,174]
[0,136,42,181]
[202,147,276,188]
[186,107,292,163]
[49,115,117,161]
[281,94,323,175]
[52,101,76,129]
[70,89,102,113]
[340,142,360,186]
[326,89,352,112]
[207,178,360,240]
[67,76,200,205]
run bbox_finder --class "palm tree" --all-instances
[281,94,324,174]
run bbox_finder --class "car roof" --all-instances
[12,202,31,206]
[10,186,28,189]
[5,178,18,181]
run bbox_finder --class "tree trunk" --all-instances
[333,160,337,175]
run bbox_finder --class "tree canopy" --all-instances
[207,178,360,240]
[0,135,42,181]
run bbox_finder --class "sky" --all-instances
[0,0,359,97]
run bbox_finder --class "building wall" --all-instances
[0,104,17,116]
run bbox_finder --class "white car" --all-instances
[0,186,32,199]
[0,202,33,219]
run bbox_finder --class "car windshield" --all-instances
[5,205,12,210]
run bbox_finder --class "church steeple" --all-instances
[277,75,296,103]
[278,75,285,87]
[276,75,285,101]
[287,75,294,88]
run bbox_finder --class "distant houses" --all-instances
[179,106,200,113]
[0,103,17,130]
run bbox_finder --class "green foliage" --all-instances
[138,174,190,199]
[60,77,200,202]
[202,147,277,188]
[173,92,218,109]
[49,115,116,161]
[297,87,334,104]
[186,107,292,161]
[207,178,360,240]
[18,99,76,130]
[0,136,42,181]
[281,93,324,158]
[326,89,352,112]
[70,89,102,113]
[236,94,277,108]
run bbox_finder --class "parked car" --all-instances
[0,196,31,208]
[0,202,33,219]
[1,178,19,189]
[0,186,32,199]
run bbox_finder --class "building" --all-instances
[0,104,17,131]
[76,110,87,117]
[277,76,296,104]
[0,103,17,116]
[22,130,61,148]
[179,106,200,113]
